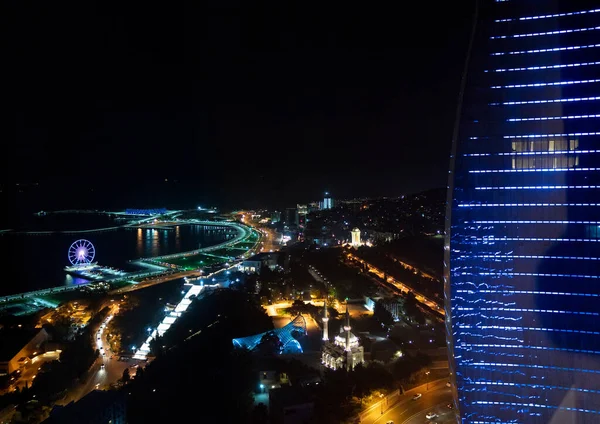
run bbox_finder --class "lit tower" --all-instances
[343,302,351,352]
[351,227,361,247]
[446,1,600,422]
[322,192,333,210]
[322,301,329,341]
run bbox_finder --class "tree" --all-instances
[135,366,144,380]
[122,368,130,384]
[255,332,282,356]
[373,301,394,328]
[252,403,268,424]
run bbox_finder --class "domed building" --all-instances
[321,303,364,371]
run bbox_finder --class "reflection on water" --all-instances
[64,274,90,287]
[0,224,231,297]
[136,228,143,258]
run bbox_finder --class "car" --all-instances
[386,421,394,424]
[447,403,454,409]
[425,412,438,419]
[446,382,451,387]
[412,393,422,400]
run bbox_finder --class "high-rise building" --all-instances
[322,192,334,210]
[445,2,600,423]
[271,211,281,224]
[351,227,361,247]
[297,204,308,216]
[283,207,299,227]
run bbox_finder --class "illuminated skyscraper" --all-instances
[322,192,333,210]
[351,227,361,247]
[445,2,600,423]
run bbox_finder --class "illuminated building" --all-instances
[297,204,308,216]
[297,204,308,228]
[321,192,334,210]
[321,303,364,370]
[351,227,361,247]
[445,2,600,423]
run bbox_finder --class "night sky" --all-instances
[5,1,475,212]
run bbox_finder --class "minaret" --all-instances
[322,300,329,341]
[344,302,351,352]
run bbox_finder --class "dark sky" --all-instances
[5,1,475,210]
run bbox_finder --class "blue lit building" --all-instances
[321,192,334,210]
[445,2,600,423]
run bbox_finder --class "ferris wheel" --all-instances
[68,239,96,266]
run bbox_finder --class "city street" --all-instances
[360,379,452,424]
[58,303,132,405]
[346,253,444,319]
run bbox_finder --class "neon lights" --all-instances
[490,25,600,39]
[491,61,600,72]
[68,240,96,266]
[508,114,600,122]
[474,186,600,191]
[458,203,600,208]
[469,168,600,174]
[495,8,600,23]
[449,4,600,422]
[491,79,600,89]
[492,43,600,56]
[471,255,600,261]
[504,132,600,138]
[466,150,598,157]
[494,96,600,105]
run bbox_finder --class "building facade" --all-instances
[351,227,361,247]
[445,2,600,423]
[0,329,49,375]
[321,303,364,370]
[321,192,334,210]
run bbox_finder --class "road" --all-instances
[109,270,202,294]
[346,253,444,318]
[58,303,131,405]
[360,379,452,424]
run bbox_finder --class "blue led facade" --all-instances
[445,2,600,423]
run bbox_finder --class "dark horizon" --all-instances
[5,1,475,212]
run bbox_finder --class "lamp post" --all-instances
[426,371,431,391]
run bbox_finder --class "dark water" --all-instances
[0,224,232,297]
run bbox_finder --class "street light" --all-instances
[426,371,431,391]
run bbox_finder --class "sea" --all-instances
[0,213,232,297]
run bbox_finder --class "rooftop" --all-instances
[0,328,44,361]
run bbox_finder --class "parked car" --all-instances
[425,412,438,419]
[412,393,422,400]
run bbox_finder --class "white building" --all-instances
[351,227,361,247]
[321,303,364,371]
